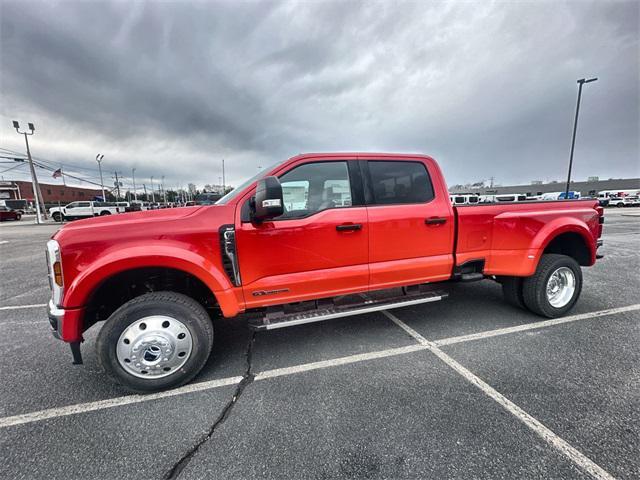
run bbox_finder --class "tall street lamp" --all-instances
[13,121,45,223]
[132,168,137,201]
[565,77,598,198]
[96,154,106,202]
[150,176,156,203]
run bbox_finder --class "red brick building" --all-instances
[0,180,103,203]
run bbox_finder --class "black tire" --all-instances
[15,214,21,221]
[522,254,582,318]
[500,276,525,309]
[96,291,214,392]
[99,210,111,216]
[52,212,62,222]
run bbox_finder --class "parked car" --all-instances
[48,201,125,222]
[0,205,22,221]
[46,152,604,392]
[449,194,479,205]
[608,196,640,208]
[125,201,150,212]
[0,199,27,213]
[479,194,529,203]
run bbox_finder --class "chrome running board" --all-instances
[249,290,447,331]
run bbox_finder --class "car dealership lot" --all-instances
[1,209,638,479]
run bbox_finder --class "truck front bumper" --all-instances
[48,300,85,364]
[48,300,84,343]
[48,300,64,340]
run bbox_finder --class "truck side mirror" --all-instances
[252,176,284,222]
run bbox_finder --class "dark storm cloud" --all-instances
[1,0,638,189]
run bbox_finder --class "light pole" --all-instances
[96,154,106,202]
[13,121,45,223]
[222,159,225,194]
[150,176,156,203]
[161,175,166,204]
[132,168,137,201]
[565,77,598,199]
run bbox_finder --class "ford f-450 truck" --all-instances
[46,153,604,391]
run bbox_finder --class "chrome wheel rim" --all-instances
[116,315,193,379]
[546,267,576,308]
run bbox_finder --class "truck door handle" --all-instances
[425,217,447,225]
[336,223,362,232]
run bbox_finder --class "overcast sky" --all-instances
[1,0,638,191]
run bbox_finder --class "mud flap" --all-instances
[70,341,83,365]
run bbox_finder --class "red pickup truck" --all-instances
[46,153,604,391]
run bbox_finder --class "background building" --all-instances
[450,177,640,197]
[0,180,103,203]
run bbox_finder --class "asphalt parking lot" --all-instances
[1,209,638,479]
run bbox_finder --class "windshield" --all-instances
[215,159,283,205]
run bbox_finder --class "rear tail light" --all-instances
[596,206,604,238]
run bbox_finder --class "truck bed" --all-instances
[454,199,602,277]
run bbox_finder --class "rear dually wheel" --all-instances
[522,254,582,318]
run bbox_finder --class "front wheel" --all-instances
[52,212,63,222]
[97,291,214,392]
[15,214,21,221]
[99,210,111,216]
[522,254,582,318]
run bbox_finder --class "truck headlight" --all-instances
[46,240,64,306]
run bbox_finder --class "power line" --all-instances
[0,162,27,174]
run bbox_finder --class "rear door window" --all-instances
[368,161,434,205]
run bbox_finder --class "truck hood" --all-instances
[53,204,235,245]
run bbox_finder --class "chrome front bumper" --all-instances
[48,299,64,340]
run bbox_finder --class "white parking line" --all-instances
[254,344,426,381]
[0,303,636,430]
[435,303,640,346]
[0,345,428,429]
[0,376,243,429]
[0,240,9,245]
[382,311,615,480]
[0,303,46,311]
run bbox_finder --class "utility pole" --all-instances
[161,175,166,204]
[143,184,147,200]
[96,154,106,201]
[222,159,225,194]
[565,77,598,199]
[132,168,137,201]
[13,121,46,223]
[150,176,156,203]
[114,171,121,200]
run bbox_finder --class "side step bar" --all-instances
[249,290,447,331]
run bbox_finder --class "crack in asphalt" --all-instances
[164,331,256,480]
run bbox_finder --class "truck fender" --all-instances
[530,217,595,266]
[63,244,241,316]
